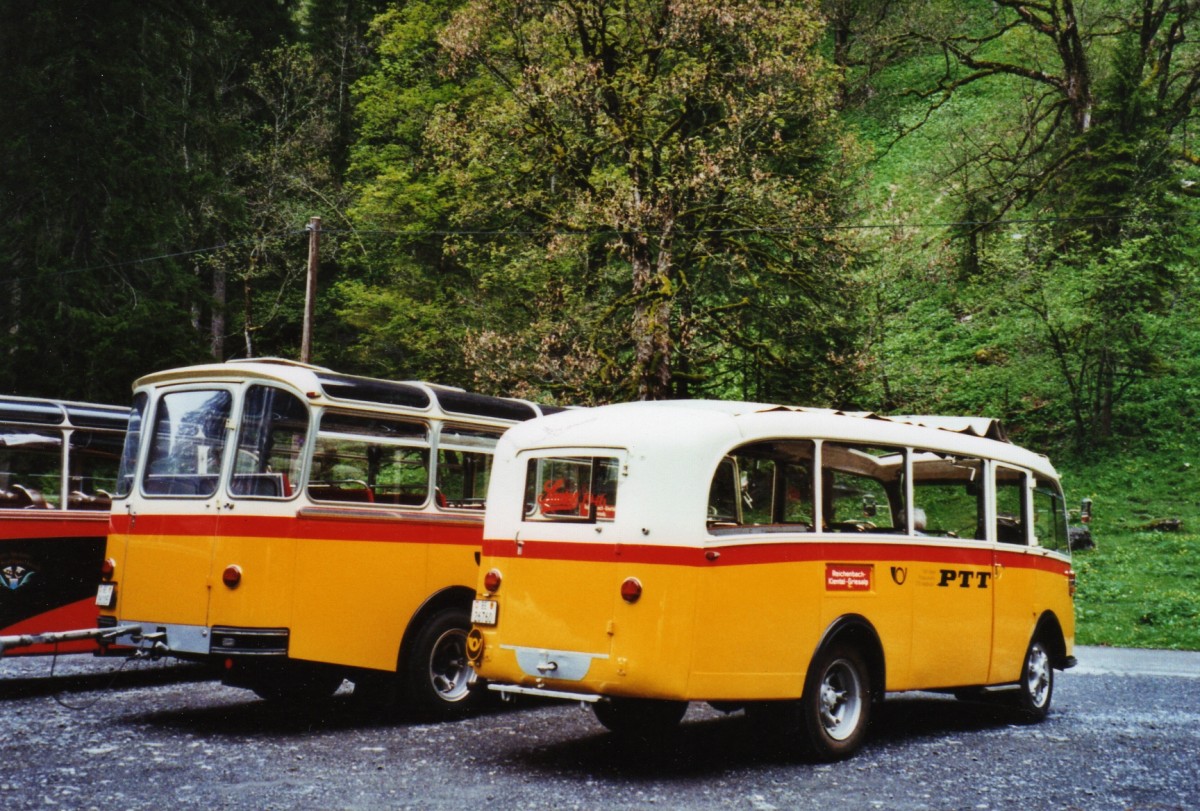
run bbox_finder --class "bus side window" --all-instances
[994,466,1029,544]
[1034,477,1070,551]
[911,452,984,539]
[821,443,903,533]
[707,457,741,526]
[230,385,309,499]
[308,413,429,506]
[68,429,122,510]
[436,426,502,510]
[708,441,815,531]
[0,428,62,509]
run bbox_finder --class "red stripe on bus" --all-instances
[108,512,482,546]
[0,513,109,540]
[481,537,1071,574]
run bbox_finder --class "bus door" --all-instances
[990,463,1035,683]
[207,384,311,638]
[908,452,993,688]
[118,387,233,638]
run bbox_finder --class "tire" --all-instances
[592,697,688,740]
[1011,636,1054,722]
[798,642,872,761]
[401,606,482,719]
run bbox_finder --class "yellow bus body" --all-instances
[98,359,557,713]
[470,402,1075,756]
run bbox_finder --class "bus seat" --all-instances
[69,490,112,511]
[12,485,48,508]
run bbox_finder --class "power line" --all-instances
[8,209,1181,285]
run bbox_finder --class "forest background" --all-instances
[2,0,1198,648]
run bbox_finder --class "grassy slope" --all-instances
[1060,452,1200,650]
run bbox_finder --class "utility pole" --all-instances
[301,216,321,364]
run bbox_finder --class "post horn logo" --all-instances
[890,566,908,586]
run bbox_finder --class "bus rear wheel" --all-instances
[798,642,872,761]
[401,606,482,719]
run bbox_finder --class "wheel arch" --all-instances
[397,585,475,671]
[1033,610,1071,670]
[810,614,886,702]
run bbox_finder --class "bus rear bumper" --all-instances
[488,683,601,703]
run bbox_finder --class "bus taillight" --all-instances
[222,565,243,589]
[620,577,642,604]
[483,569,502,593]
[100,558,116,581]
[1067,569,1076,597]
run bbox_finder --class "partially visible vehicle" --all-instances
[469,401,1077,759]
[1,396,127,655]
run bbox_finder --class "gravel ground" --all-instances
[0,647,1196,810]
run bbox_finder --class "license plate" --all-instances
[95,583,115,608]
[471,599,498,626]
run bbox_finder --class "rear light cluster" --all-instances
[100,558,116,581]
[620,577,642,604]
[483,568,502,593]
[222,564,242,588]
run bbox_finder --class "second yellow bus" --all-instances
[468,401,1076,758]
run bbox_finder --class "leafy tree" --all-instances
[0,1,300,402]
[349,0,860,404]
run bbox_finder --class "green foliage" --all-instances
[348,0,862,403]
[1063,452,1200,650]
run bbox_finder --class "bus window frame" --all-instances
[308,409,432,508]
[227,383,312,503]
[139,385,236,500]
[432,423,505,512]
[520,451,624,524]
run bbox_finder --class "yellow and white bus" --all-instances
[97,359,561,716]
[468,401,1076,759]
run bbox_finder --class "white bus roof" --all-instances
[484,400,1059,545]
[496,399,1051,475]
[132,358,563,424]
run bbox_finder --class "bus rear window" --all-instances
[524,456,618,522]
[143,390,232,498]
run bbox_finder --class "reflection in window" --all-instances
[143,390,232,497]
[707,440,815,531]
[995,466,1029,544]
[524,456,618,522]
[821,443,904,533]
[116,394,146,498]
[1034,477,1070,552]
[308,413,430,506]
[910,452,983,539]
[436,426,500,510]
[230,386,309,499]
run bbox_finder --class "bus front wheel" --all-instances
[402,606,481,719]
[1010,636,1054,722]
[798,641,872,761]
